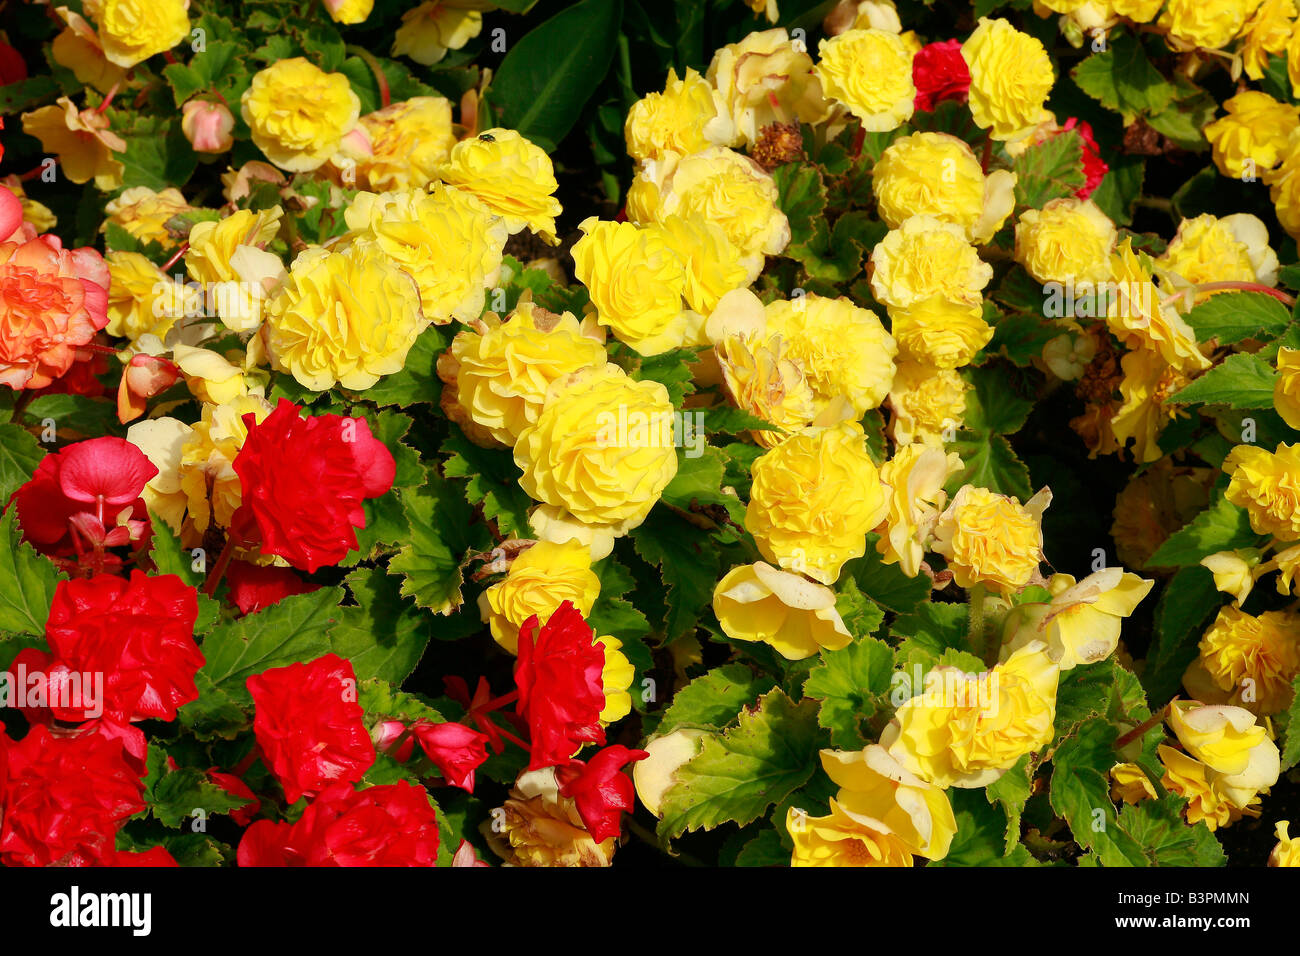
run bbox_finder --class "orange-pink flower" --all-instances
[0,234,110,390]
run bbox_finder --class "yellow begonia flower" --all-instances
[1159,744,1260,831]
[712,561,852,661]
[1196,605,1300,714]
[439,302,608,448]
[624,67,737,164]
[933,484,1051,595]
[515,364,679,536]
[764,294,897,417]
[343,184,508,325]
[888,361,969,447]
[1205,91,1299,179]
[571,218,693,356]
[439,129,562,243]
[961,17,1054,142]
[820,744,957,860]
[241,58,361,173]
[1109,762,1157,804]
[815,29,915,132]
[745,420,890,585]
[22,97,125,191]
[876,444,962,577]
[786,800,914,867]
[1223,442,1300,540]
[1014,197,1117,286]
[478,540,601,655]
[392,1,483,66]
[98,0,189,68]
[262,239,427,392]
[871,131,1016,242]
[1273,347,1300,430]
[598,636,635,724]
[1269,820,1300,865]
[1166,701,1279,797]
[706,28,830,148]
[882,641,1060,788]
[1002,567,1154,670]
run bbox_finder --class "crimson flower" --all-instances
[247,653,375,803]
[0,725,146,867]
[230,399,396,573]
[912,39,970,113]
[11,436,156,572]
[237,781,440,867]
[224,559,319,616]
[39,570,202,721]
[556,745,649,843]
[1062,117,1109,199]
[411,720,490,792]
[514,601,606,771]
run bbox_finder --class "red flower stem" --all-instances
[203,533,238,598]
[980,131,993,174]
[850,124,866,159]
[1114,703,1170,751]
[481,689,519,712]
[1159,281,1295,307]
[161,242,189,273]
[97,80,122,114]
[163,51,178,64]
[346,45,390,109]
[231,744,262,777]
[493,725,531,753]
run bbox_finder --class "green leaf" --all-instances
[357,677,445,725]
[1012,129,1085,209]
[0,424,42,504]
[1071,32,1176,123]
[930,787,1034,866]
[1168,353,1278,409]
[802,637,895,748]
[773,162,826,252]
[734,827,789,866]
[116,117,198,191]
[631,511,720,641]
[150,769,251,829]
[985,312,1062,368]
[890,601,972,671]
[627,347,699,407]
[840,534,932,615]
[330,567,432,684]
[658,688,821,840]
[834,575,885,639]
[986,755,1032,853]
[1282,674,1300,770]
[0,76,58,113]
[659,446,746,529]
[0,506,61,637]
[1146,493,1262,568]
[1050,717,1148,866]
[22,394,125,441]
[1143,566,1224,704]
[657,663,776,734]
[948,433,1033,501]
[1119,794,1226,866]
[1090,155,1145,227]
[489,0,622,150]
[1054,659,1117,740]
[441,429,533,539]
[1182,292,1292,345]
[359,325,449,408]
[145,510,202,588]
[389,468,492,616]
[185,586,343,709]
